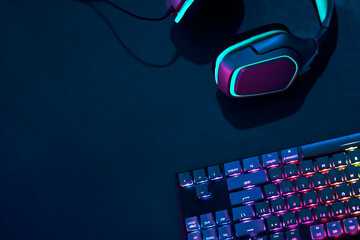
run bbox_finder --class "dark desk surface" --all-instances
[0,0,359,239]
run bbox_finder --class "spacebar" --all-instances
[301,133,360,159]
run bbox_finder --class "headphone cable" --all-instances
[80,0,174,21]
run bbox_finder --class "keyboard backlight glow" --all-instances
[346,146,358,151]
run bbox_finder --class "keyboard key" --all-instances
[310,224,326,239]
[255,201,270,216]
[266,215,282,231]
[281,148,299,164]
[348,149,360,166]
[215,210,230,225]
[314,205,330,222]
[352,181,360,197]
[268,167,283,182]
[243,156,261,172]
[195,184,210,199]
[269,232,283,240]
[316,156,331,173]
[334,184,351,201]
[284,164,300,179]
[193,169,208,184]
[262,152,280,168]
[301,160,315,176]
[218,225,232,240]
[263,183,279,199]
[235,219,266,237]
[202,228,218,240]
[282,212,297,227]
[200,213,215,229]
[255,236,268,240]
[331,201,347,218]
[229,187,263,206]
[295,177,311,193]
[348,198,360,215]
[303,191,318,207]
[328,169,343,186]
[332,152,348,169]
[280,180,295,196]
[188,231,201,240]
[185,216,200,232]
[224,161,242,177]
[179,172,193,187]
[271,198,286,213]
[226,170,268,191]
[326,221,343,237]
[343,217,360,234]
[312,173,327,190]
[298,208,314,224]
[208,165,222,181]
[285,229,300,240]
[287,195,302,210]
[232,205,254,221]
[344,166,359,183]
[318,187,335,204]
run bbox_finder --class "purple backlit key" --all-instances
[281,147,299,164]
[185,216,200,232]
[310,224,326,239]
[202,228,217,240]
[262,152,280,168]
[326,221,343,237]
[188,231,201,240]
[200,213,215,229]
[218,225,232,240]
[215,210,231,225]
[343,217,360,234]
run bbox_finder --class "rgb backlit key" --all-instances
[262,152,280,168]
[281,147,299,164]
[224,161,242,176]
[185,216,200,232]
[243,156,261,172]
[326,221,343,237]
[343,217,360,234]
[310,224,326,239]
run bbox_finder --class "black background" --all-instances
[0,0,359,239]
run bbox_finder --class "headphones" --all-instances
[166,0,335,98]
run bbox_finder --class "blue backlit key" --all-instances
[193,169,208,184]
[243,156,261,172]
[188,231,201,240]
[229,187,263,206]
[281,147,299,164]
[235,219,266,237]
[262,152,280,168]
[202,228,218,240]
[215,210,231,225]
[179,172,193,187]
[227,170,268,191]
[224,161,242,176]
[185,216,200,232]
[195,184,210,199]
[208,165,222,181]
[218,225,232,240]
[200,213,215,229]
[232,205,254,221]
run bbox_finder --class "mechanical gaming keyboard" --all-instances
[176,132,360,240]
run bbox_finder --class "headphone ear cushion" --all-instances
[214,29,288,85]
